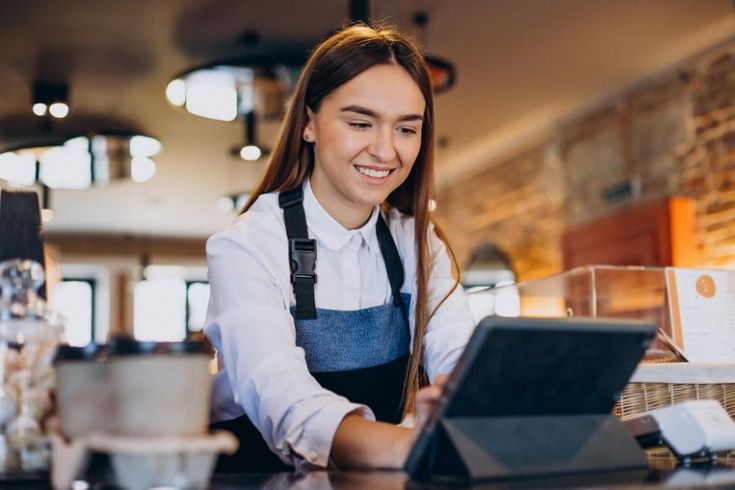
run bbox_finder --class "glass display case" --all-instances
[467,265,671,355]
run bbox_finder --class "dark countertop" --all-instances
[5,455,735,489]
[209,465,735,490]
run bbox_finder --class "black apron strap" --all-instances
[278,188,407,326]
[376,214,420,387]
[279,187,318,319]
[376,214,409,329]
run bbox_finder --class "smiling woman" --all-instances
[306,64,425,229]
[204,23,475,473]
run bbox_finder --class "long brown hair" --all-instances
[243,23,459,415]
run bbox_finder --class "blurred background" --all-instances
[0,0,733,345]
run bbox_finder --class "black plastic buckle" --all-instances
[278,187,304,209]
[289,238,317,283]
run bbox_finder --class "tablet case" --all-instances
[405,316,656,483]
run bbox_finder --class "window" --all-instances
[52,279,95,346]
[133,268,210,341]
[186,281,210,333]
[134,278,187,341]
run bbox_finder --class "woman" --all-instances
[205,23,475,472]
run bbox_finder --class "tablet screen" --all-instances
[443,316,656,418]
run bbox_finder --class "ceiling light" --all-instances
[184,69,239,121]
[32,103,47,116]
[49,102,69,119]
[239,144,261,161]
[165,79,186,107]
[130,135,163,158]
[131,157,157,183]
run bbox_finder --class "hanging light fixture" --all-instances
[32,81,70,119]
[347,1,455,94]
[412,11,456,94]
[0,132,161,190]
[164,31,307,166]
[165,48,306,122]
[232,111,269,161]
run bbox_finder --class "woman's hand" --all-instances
[413,374,449,437]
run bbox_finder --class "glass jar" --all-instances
[0,259,64,475]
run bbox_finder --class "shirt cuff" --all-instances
[293,400,375,469]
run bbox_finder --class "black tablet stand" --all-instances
[411,413,648,482]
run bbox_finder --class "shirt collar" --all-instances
[302,179,381,254]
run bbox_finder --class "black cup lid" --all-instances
[53,343,107,363]
[107,336,209,356]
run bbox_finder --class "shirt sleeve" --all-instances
[421,226,477,383]
[204,220,373,468]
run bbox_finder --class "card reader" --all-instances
[623,400,735,463]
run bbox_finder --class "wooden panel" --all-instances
[46,233,207,259]
[562,196,697,269]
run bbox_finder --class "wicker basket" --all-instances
[614,362,735,465]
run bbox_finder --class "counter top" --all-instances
[207,464,735,490]
[7,456,735,489]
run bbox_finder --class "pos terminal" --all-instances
[404,316,656,483]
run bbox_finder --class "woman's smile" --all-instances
[353,164,395,183]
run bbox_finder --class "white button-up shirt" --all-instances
[205,179,475,468]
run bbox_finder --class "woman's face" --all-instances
[305,63,425,229]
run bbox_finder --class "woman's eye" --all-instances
[397,127,418,135]
[348,121,371,130]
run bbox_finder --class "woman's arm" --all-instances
[206,221,374,468]
[331,414,412,469]
[330,375,448,469]
[421,227,476,382]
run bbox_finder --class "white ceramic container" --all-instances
[54,344,109,439]
[108,338,212,437]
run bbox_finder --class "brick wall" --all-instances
[435,43,735,280]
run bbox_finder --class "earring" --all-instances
[303,132,313,142]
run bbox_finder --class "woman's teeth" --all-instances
[356,166,391,178]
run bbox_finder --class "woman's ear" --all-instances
[303,107,316,143]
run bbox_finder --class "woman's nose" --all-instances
[368,127,397,163]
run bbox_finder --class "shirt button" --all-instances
[348,235,361,249]
[309,450,318,462]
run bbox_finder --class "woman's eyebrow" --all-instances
[340,105,423,122]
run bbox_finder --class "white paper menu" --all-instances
[665,267,735,362]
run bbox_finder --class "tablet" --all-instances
[404,315,656,481]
